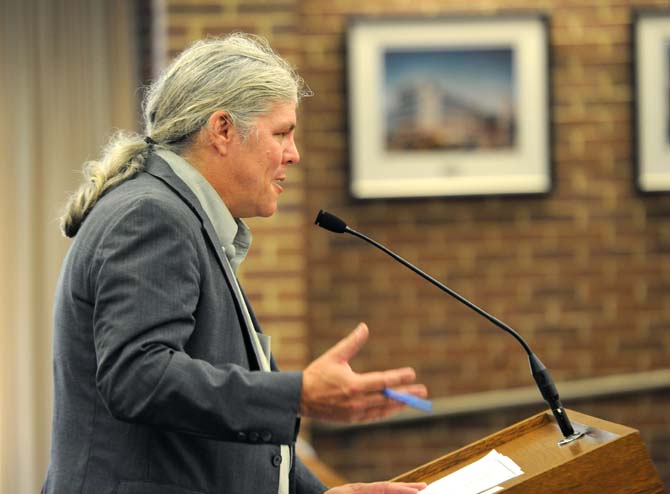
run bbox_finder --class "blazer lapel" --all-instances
[143,154,264,370]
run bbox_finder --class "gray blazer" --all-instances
[43,154,328,494]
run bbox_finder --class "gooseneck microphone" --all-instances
[315,209,582,442]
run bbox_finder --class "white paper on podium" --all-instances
[419,449,524,494]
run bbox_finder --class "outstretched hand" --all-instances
[325,481,427,494]
[299,323,428,423]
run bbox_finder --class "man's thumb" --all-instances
[326,323,369,362]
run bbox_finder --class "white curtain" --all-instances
[0,1,139,491]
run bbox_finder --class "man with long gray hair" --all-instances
[43,34,428,494]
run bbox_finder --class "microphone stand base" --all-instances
[557,431,585,446]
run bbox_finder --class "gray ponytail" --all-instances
[60,32,310,237]
[60,132,151,237]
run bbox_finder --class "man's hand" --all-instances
[299,323,428,422]
[325,481,427,493]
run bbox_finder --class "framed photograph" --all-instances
[634,10,670,192]
[347,15,551,199]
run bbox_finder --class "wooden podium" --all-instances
[392,409,665,493]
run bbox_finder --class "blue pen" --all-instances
[382,388,433,412]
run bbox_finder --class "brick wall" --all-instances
[163,0,669,486]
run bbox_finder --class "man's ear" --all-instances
[206,110,235,155]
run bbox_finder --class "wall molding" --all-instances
[314,368,670,432]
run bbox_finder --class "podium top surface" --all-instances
[394,409,664,494]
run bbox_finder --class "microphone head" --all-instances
[314,210,347,233]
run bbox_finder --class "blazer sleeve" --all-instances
[295,455,329,494]
[90,195,302,444]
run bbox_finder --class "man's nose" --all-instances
[285,139,300,165]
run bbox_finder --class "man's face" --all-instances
[222,100,299,218]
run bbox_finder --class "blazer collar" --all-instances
[143,153,264,370]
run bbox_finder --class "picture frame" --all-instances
[346,15,551,199]
[633,9,670,193]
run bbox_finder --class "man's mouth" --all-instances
[272,177,285,192]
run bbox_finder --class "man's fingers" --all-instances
[323,323,369,363]
[327,481,426,493]
[378,482,427,493]
[355,367,417,392]
[347,384,428,410]
[387,384,429,399]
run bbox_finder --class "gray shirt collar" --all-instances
[155,149,251,273]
